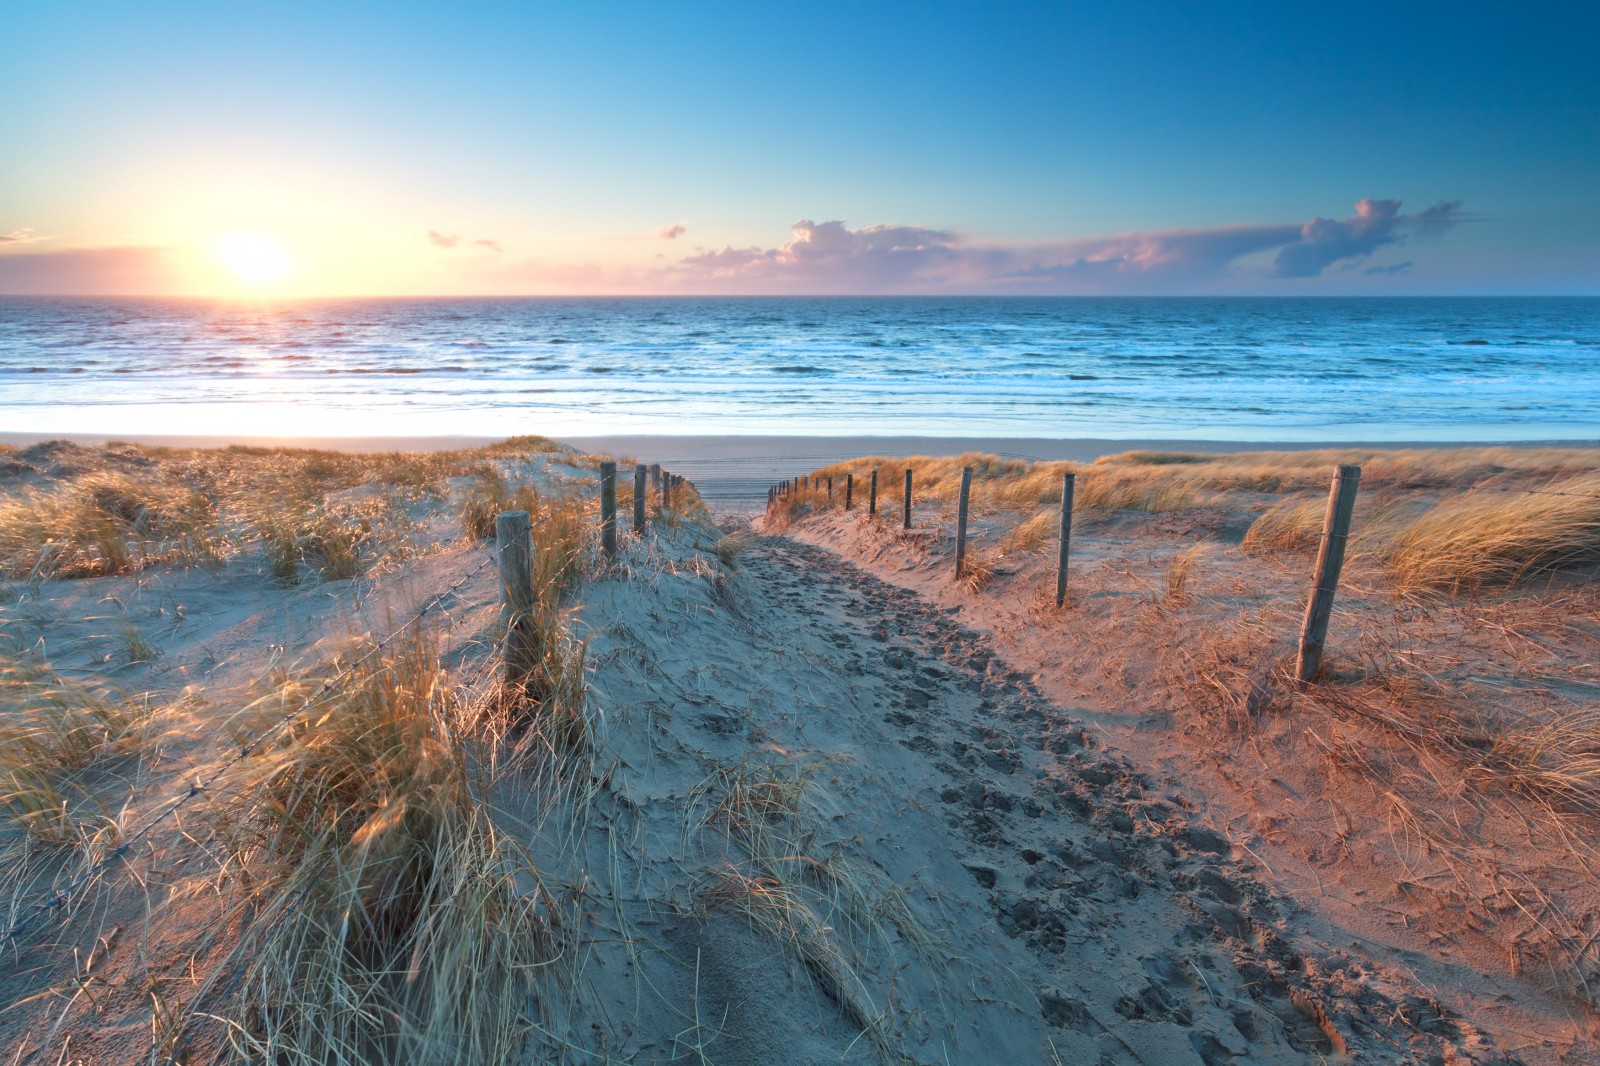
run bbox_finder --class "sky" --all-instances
[2,0,1596,297]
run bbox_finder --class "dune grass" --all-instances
[0,437,590,583]
[206,629,558,1064]
[776,443,1600,1005]
[0,438,609,1060]
[1384,475,1600,592]
[0,648,156,845]
[792,446,1600,593]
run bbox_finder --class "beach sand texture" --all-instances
[0,436,1596,1062]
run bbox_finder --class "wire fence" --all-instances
[1,540,514,948]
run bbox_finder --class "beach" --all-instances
[1,433,1597,1062]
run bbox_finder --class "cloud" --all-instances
[1363,261,1413,276]
[657,200,1467,293]
[655,222,687,241]
[1272,198,1464,278]
[1,228,41,245]
[1412,200,1465,239]
[429,230,502,253]
[0,246,189,294]
[674,219,963,291]
[1001,223,1302,286]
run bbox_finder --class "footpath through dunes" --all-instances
[575,514,1505,1064]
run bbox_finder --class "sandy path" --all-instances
[574,517,1504,1063]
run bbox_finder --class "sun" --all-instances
[214,232,294,286]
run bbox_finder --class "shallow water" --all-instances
[1,296,1596,440]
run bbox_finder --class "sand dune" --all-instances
[1,436,1594,1062]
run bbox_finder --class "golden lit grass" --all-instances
[1162,544,1206,602]
[0,437,604,1059]
[1241,497,1326,554]
[714,531,753,567]
[800,447,1600,593]
[0,471,218,578]
[0,437,584,582]
[460,466,545,540]
[207,631,555,1063]
[997,509,1054,554]
[0,649,156,845]
[1384,475,1600,592]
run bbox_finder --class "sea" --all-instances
[1,296,1597,443]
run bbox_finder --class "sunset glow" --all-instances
[214,233,294,287]
[1,4,1595,296]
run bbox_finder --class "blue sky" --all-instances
[2,0,1596,294]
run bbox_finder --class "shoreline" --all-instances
[5,430,1597,455]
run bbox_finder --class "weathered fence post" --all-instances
[633,463,646,533]
[495,509,534,686]
[1295,465,1361,683]
[955,466,973,577]
[902,468,913,530]
[1055,472,1076,608]
[663,471,673,510]
[869,469,878,515]
[600,461,618,557]
[651,463,662,494]
[827,476,833,502]
[845,473,854,510]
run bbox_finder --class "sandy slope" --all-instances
[0,442,1561,1063]
[559,515,1511,1063]
[762,502,1600,1064]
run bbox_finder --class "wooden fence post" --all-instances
[495,509,534,686]
[600,462,618,557]
[1055,472,1075,607]
[663,471,672,510]
[955,466,973,577]
[845,473,853,510]
[902,469,912,530]
[869,469,878,515]
[1295,465,1361,683]
[827,476,833,502]
[633,463,646,533]
[650,463,661,494]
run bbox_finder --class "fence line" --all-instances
[760,460,1382,687]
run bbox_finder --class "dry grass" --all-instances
[801,447,1600,593]
[959,548,998,592]
[687,757,930,1053]
[206,630,558,1063]
[1162,544,1206,602]
[1384,476,1600,593]
[0,648,157,845]
[1242,497,1327,554]
[0,471,219,578]
[998,508,1055,554]
[786,444,1600,1006]
[0,437,609,1061]
[0,437,585,582]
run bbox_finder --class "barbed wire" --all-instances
[1,539,515,949]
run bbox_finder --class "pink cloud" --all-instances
[0,246,189,295]
[661,201,1467,293]
[429,230,501,253]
